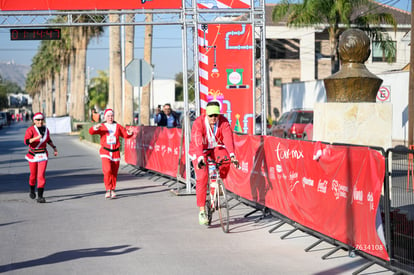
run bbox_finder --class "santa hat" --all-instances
[33,112,44,120]
[104,109,114,117]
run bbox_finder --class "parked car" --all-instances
[302,122,313,141]
[270,109,313,139]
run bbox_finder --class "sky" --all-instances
[0,0,411,82]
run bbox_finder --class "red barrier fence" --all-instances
[125,126,389,261]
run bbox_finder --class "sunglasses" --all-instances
[208,114,219,118]
[35,119,44,121]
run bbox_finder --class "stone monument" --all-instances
[313,28,392,149]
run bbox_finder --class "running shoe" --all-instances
[110,190,116,199]
[105,190,111,198]
[199,211,208,225]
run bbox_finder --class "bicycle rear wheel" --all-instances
[205,188,212,226]
[217,179,229,233]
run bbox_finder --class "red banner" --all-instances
[125,126,185,178]
[226,135,388,260]
[0,0,182,11]
[198,24,254,134]
[124,126,389,261]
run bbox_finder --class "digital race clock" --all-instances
[10,29,61,41]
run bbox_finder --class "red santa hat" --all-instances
[33,112,44,120]
[104,109,114,117]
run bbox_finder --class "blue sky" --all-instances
[0,0,411,81]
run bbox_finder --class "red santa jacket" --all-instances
[89,122,133,161]
[24,125,52,162]
[189,114,235,162]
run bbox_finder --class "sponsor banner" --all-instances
[124,126,185,178]
[197,0,251,9]
[226,135,388,260]
[125,126,389,260]
[198,23,254,134]
[0,0,182,11]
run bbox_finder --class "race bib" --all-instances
[107,135,116,145]
[34,153,48,162]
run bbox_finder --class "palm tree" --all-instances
[109,13,123,124]
[272,0,397,74]
[123,14,135,126]
[140,13,153,125]
[70,22,104,121]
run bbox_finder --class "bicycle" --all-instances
[203,154,234,233]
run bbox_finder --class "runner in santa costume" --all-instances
[24,112,58,203]
[89,109,133,199]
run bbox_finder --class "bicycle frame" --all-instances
[205,154,230,233]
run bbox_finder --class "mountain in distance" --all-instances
[0,60,30,90]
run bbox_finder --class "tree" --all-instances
[109,13,122,124]
[174,71,195,102]
[272,0,397,74]
[88,70,109,111]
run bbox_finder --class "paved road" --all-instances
[0,121,394,274]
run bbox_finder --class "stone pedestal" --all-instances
[313,103,392,149]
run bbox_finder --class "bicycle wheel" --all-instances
[205,186,212,226]
[217,179,229,233]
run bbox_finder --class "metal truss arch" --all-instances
[0,0,266,193]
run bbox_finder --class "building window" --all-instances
[266,39,300,59]
[273,78,282,87]
[372,41,396,63]
[292,78,300,83]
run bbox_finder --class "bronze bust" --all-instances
[324,28,382,102]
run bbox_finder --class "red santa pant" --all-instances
[29,160,48,188]
[101,158,120,191]
[192,147,231,207]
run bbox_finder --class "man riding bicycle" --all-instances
[189,100,238,225]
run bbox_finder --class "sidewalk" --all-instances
[0,122,394,274]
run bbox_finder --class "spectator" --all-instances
[154,103,180,128]
[91,109,100,123]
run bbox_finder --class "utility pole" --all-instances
[409,0,414,145]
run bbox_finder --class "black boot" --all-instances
[29,185,36,199]
[37,188,46,203]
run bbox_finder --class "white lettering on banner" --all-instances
[332,179,348,199]
[269,166,276,180]
[241,161,249,173]
[289,171,298,181]
[352,186,364,204]
[276,164,282,173]
[167,147,172,154]
[149,145,153,150]
[290,181,300,191]
[317,179,328,193]
[275,142,304,162]
[367,192,374,211]
[174,148,179,155]
[302,177,314,188]
[161,145,166,152]
[154,145,160,152]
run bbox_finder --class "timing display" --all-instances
[10,28,61,40]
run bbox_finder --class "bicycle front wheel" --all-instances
[217,179,230,233]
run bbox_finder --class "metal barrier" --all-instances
[386,146,414,274]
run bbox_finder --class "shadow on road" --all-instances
[0,245,140,273]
